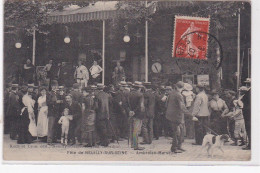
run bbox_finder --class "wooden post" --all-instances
[237,8,241,91]
[102,20,105,85]
[32,27,36,65]
[145,1,148,82]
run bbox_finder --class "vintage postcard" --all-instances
[2,0,252,163]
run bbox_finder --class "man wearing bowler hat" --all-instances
[114,81,129,139]
[128,81,145,150]
[6,84,20,140]
[95,83,111,146]
[46,80,59,145]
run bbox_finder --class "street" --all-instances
[3,135,250,161]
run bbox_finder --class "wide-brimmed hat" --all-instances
[90,85,97,90]
[176,81,184,89]
[51,80,58,86]
[239,86,250,91]
[11,84,19,90]
[119,81,128,87]
[97,83,105,89]
[244,78,251,83]
[27,84,35,88]
[73,83,80,89]
[126,82,133,86]
[133,81,143,88]
[143,82,152,86]
[183,83,193,91]
[165,86,172,90]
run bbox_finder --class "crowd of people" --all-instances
[4,59,251,152]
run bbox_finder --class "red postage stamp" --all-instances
[172,16,210,60]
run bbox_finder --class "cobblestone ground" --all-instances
[3,135,250,161]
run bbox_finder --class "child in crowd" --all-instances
[224,99,247,146]
[81,87,96,147]
[58,108,73,145]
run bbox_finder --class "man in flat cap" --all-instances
[166,81,198,153]
[6,84,20,140]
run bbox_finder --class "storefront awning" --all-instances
[47,1,191,24]
[47,1,120,24]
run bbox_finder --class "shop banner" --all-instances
[197,74,210,86]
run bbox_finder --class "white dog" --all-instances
[202,134,229,157]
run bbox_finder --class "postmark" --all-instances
[174,31,223,71]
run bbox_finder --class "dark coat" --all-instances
[6,91,20,119]
[46,90,58,117]
[128,90,145,120]
[242,89,251,121]
[65,101,81,121]
[144,90,156,118]
[165,90,191,124]
[71,90,83,104]
[95,91,110,120]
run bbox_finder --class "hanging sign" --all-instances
[172,16,210,60]
[197,74,210,86]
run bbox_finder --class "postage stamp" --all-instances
[172,16,210,60]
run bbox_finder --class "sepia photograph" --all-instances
[2,0,253,163]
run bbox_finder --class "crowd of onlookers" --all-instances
[4,74,251,152]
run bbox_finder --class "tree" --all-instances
[4,0,90,35]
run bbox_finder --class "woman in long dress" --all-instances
[18,86,37,143]
[37,87,48,139]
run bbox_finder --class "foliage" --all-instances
[4,0,90,35]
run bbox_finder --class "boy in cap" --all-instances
[224,100,246,146]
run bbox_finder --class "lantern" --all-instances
[15,42,22,48]
[123,35,130,43]
[64,36,70,43]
